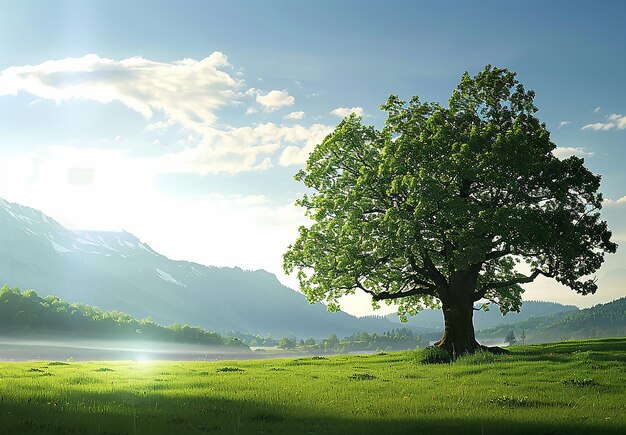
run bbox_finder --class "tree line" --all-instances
[479,297,626,343]
[0,285,248,349]
[274,328,429,352]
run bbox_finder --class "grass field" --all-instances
[0,338,624,434]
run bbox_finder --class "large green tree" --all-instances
[283,66,617,356]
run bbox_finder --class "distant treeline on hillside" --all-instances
[228,328,429,352]
[275,329,430,352]
[478,297,626,343]
[0,285,248,349]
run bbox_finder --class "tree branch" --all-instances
[423,254,448,290]
[355,280,435,301]
[484,247,510,260]
[407,253,430,278]
[372,287,436,301]
[473,268,554,301]
[362,207,385,215]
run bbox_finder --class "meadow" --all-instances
[0,338,624,434]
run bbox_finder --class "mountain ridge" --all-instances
[0,197,403,337]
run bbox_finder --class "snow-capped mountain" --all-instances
[0,198,398,337]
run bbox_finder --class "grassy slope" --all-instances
[0,338,624,434]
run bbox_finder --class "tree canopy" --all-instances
[283,66,616,355]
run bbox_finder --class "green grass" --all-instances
[0,338,624,434]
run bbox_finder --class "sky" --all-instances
[0,0,625,315]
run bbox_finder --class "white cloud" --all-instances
[145,118,176,132]
[583,122,615,131]
[278,124,334,166]
[558,121,570,128]
[331,106,363,118]
[608,113,626,129]
[552,147,594,159]
[0,52,238,128]
[255,90,295,111]
[245,106,257,115]
[594,106,601,113]
[254,157,273,171]
[582,113,626,131]
[602,196,626,207]
[0,54,333,174]
[157,122,333,174]
[284,111,305,120]
[279,146,310,166]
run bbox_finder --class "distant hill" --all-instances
[478,297,626,343]
[0,198,399,338]
[379,300,577,331]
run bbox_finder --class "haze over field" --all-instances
[0,1,625,318]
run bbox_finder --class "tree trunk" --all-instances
[434,299,479,357]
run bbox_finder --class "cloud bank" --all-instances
[0,53,331,173]
[602,196,626,207]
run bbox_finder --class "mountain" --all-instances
[381,300,578,331]
[478,297,626,344]
[0,198,399,338]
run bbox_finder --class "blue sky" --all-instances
[0,1,625,314]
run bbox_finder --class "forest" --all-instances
[274,329,429,352]
[0,285,248,349]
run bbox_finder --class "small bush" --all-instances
[490,395,531,408]
[350,373,376,380]
[417,347,453,364]
[216,367,244,372]
[400,373,422,379]
[457,350,503,365]
[287,356,327,366]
